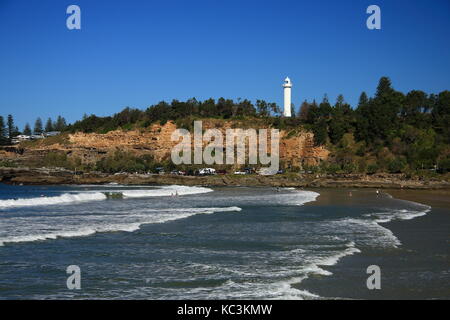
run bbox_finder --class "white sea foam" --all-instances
[121,185,213,198]
[0,185,213,209]
[0,192,107,209]
[0,206,241,246]
[0,187,431,300]
[305,242,361,277]
[158,240,359,300]
[222,189,319,207]
[368,208,430,223]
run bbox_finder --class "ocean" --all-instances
[0,184,448,299]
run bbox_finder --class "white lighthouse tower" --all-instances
[283,77,292,117]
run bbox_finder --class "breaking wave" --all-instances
[0,185,213,209]
[0,206,241,246]
[121,185,213,198]
[0,192,107,209]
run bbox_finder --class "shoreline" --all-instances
[1,167,449,190]
[1,181,448,299]
[296,188,450,299]
[384,189,450,209]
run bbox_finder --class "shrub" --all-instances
[367,163,379,175]
[388,158,408,173]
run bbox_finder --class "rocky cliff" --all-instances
[1,121,329,169]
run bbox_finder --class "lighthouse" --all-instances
[283,77,292,117]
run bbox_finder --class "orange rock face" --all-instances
[12,121,329,168]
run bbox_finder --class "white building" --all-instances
[283,77,292,117]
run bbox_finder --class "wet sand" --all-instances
[297,188,450,300]
[387,189,450,209]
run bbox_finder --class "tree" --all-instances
[269,102,280,116]
[298,100,310,121]
[359,92,369,105]
[34,117,43,134]
[13,126,20,136]
[45,117,54,132]
[319,95,332,118]
[401,90,430,128]
[329,116,346,144]
[306,100,320,124]
[54,115,67,131]
[376,76,394,98]
[23,123,32,136]
[256,100,269,117]
[313,118,328,146]
[355,92,370,142]
[7,114,15,140]
[0,116,7,145]
[388,158,407,173]
[432,90,450,144]
[356,77,404,144]
[329,95,353,144]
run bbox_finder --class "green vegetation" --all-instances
[300,77,450,174]
[41,152,82,170]
[19,133,71,148]
[0,116,7,145]
[3,76,449,175]
[0,160,18,168]
[95,150,159,173]
[0,114,68,146]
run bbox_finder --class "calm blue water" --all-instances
[0,184,446,299]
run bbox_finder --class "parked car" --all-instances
[155,167,165,175]
[198,168,216,176]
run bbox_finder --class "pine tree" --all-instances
[355,92,371,142]
[319,94,332,118]
[0,116,6,145]
[34,117,43,134]
[375,77,394,98]
[355,77,404,144]
[256,100,269,117]
[306,100,320,124]
[298,100,310,120]
[23,123,32,136]
[54,116,67,131]
[45,117,54,132]
[7,114,15,140]
[359,92,369,106]
[313,118,328,146]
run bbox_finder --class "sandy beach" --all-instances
[298,188,450,299]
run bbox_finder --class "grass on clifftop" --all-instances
[19,133,71,148]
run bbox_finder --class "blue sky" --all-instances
[0,0,449,129]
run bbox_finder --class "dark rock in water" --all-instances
[103,192,124,200]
